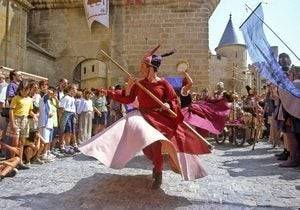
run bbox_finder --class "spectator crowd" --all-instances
[0,70,127,180]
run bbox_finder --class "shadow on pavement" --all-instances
[72,153,97,161]
[222,149,300,180]
[222,147,278,157]
[1,173,193,209]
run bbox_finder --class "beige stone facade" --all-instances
[0,0,32,71]
[1,0,219,90]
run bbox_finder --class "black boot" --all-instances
[277,150,290,161]
[275,148,287,157]
[151,170,162,190]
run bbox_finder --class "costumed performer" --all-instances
[79,45,211,189]
[177,73,232,136]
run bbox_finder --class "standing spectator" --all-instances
[6,70,22,103]
[0,73,8,139]
[58,84,77,154]
[3,71,22,152]
[28,82,41,132]
[278,66,300,167]
[57,78,68,101]
[6,81,37,169]
[38,89,55,162]
[92,89,108,135]
[74,91,83,144]
[56,78,68,153]
[78,90,97,143]
[109,85,126,124]
[0,73,7,106]
[106,86,114,126]
[48,87,59,153]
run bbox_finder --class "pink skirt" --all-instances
[79,110,207,180]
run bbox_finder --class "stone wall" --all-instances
[27,7,113,83]
[0,0,7,43]
[26,39,56,81]
[119,0,218,91]
[0,0,32,71]
[27,0,219,91]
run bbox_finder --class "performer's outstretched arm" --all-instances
[181,71,193,96]
[106,84,138,104]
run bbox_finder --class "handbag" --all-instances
[1,107,9,118]
[1,100,10,118]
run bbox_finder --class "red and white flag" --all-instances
[83,0,109,29]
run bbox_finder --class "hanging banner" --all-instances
[84,0,109,29]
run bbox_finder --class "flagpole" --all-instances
[240,2,300,62]
[100,50,213,149]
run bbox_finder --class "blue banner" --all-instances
[240,3,300,97]
[164,76,183,90]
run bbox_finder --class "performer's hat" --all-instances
[143,45,176,69]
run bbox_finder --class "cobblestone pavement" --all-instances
[0,142,299,209]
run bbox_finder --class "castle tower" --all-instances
[214,14,247,94]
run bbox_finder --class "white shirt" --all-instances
[0,82,7,104]
[38,96,53,129]
[58,90,64,101]
[77,99,93,114]
[33,93,41,108]
[59,95,76,113]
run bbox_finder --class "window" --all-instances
[92,65,95,72]
[236,51,238,58]
[84,67,87,74]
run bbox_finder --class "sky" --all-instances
[209,0,300,65]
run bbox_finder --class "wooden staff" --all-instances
[101,50,213,149]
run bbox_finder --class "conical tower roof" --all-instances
[217,14,238,48]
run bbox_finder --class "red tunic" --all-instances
[108,79,211,155]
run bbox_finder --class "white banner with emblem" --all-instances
[83,0,109,29]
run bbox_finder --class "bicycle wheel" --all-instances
[215,130,227,145]
[234,127,246,147]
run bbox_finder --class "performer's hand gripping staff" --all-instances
[100,49,213,150]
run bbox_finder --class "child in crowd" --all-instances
[78,89,101,142]
[6,81,37,169]
[92,89,108,135]
[0,141,20,180]
[38,89,55,162]
[58,84,77,154]
[74,91,83,145]
[23,130,45,165]
[48,87,59,153]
